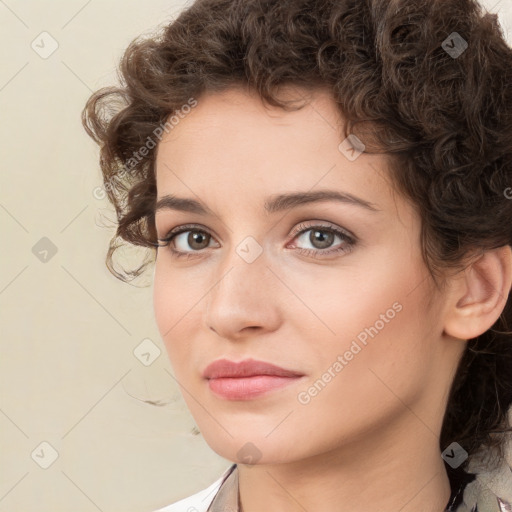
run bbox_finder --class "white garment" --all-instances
[152,465,233,512]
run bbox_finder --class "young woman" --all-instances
[82,0,512,510]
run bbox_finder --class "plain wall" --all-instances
[1,1,511,511]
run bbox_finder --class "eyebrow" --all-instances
[154,189,379,215]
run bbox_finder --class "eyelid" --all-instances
[158,223,215,239]
[290,220,356,242]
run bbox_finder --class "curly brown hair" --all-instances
[82,0,512,490]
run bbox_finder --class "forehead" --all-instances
[157,85,341,150]
[153,86,402,217]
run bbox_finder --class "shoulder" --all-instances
[452,455,512,512]
[151,465,236,512]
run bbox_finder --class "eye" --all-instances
[156,221,356,260]
[156,224,217,259]
[288,222,356,259]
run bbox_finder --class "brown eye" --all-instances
[156,223,218,258]
[169,229,213,252]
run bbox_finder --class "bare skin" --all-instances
[152,84,512,512]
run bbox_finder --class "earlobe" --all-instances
[443,245,512,341]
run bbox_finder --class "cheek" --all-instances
[294,236,432,365]
[283,273,438,458]
[152,259,198,365]
[297,255,438,418]
[153,262,172,341]
[294,301,436,450]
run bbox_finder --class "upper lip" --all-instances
[202,358,304,379]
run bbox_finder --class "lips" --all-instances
[202,358,305,400]
[202,358,303,379]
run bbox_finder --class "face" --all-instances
[152,85,458,465]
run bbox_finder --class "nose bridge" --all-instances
[209,232,269,303]
[213,209,271,280]
[204,231,280,334]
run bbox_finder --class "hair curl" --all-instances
[82,0,512,491]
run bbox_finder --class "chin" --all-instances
[201,429,305,466]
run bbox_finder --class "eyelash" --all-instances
[156,222,356,260]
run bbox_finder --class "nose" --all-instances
[204,242,282,340]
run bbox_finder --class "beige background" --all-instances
[1,1,511,511]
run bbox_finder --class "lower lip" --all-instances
[207,375,302,400]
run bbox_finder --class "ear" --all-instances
[443,245,512,340]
